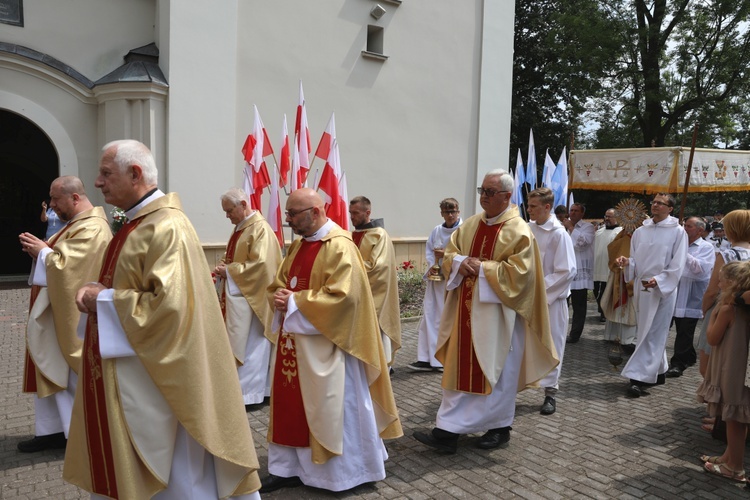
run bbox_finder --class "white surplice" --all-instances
[415,219,462,367]
[621,216,688,383]
[529,217,576,391]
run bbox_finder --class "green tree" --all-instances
[591,0,750,148]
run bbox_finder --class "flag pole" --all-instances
[678,122,699,224]
[567,131,575,209]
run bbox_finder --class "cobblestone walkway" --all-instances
[1,282,747,498]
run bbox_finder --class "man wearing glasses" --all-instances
[262,188,401,493]
[414,170,557,453]
[615,193,688,398]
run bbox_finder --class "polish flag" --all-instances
[290,139,301,192]
[294,81,311,187]
[267,160,284,248]
[241,105,274,211]
[338,170,349,231]
[314,112,336,161]
[278,114,290,188]
[317,138,348,228]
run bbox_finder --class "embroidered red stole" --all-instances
[23,223,74,393]
[456,220,503,394]
[351,231,365,248]
[270,240,324,447]
[219,227,246,319]
[80,218,142,498]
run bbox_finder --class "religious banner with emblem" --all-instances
[570,147,750,193]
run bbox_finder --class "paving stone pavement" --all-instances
[1,281,748,499]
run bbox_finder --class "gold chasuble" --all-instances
[351,227,402,357]
[436,206,558,394]
[220,211,282,361]
[64,194,260,499]
[23,207,111,398]
[601,231,636,325]
[268,227,402,465]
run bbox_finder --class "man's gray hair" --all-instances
[687,216,706,230]
[221,187,249,206]
[484,169,515,192]
[102,140,158,185]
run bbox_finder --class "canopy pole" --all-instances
[678,123,699,224]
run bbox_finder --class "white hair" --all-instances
[484,169,514,191]
[221,187,249,206]
[102,140,158,185]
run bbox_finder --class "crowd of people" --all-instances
[16,141,750,497]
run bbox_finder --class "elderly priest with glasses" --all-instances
[413,169,558,453]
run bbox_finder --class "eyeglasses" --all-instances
[441,210,459,215]
[476,187,509,197]
[285,206,314,217]
[650,200,670,207]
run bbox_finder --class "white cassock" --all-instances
[529,217,576,391]
[415,219,462,367]
[621,216,688,384]
[28,251,77,438]
[88,293,259,500]
[267,222,388,492]
[224,273,271,404]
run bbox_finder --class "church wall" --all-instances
[0,0,156,81]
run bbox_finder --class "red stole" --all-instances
[456,220,503,394]
[219,227,246,319]
[23,223,74,393]
[270,240,324,447]
[80,218,142,498]
[352,231,365,248]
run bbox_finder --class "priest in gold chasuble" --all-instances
[215,188,282,407]
[349,195,401,364]
[414,169,557,454]
[18,176,111,453]
[65,140,261,500]
[261,188,401,495]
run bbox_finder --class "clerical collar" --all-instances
[235,211,256,230]
[354,218,385,230]
[484,206,510,225]
[303,219,335,242]
[125,188,164,220]
[605,224,619,230]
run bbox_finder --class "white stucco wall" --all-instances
[0,0,155,81]
[0,0,514,246]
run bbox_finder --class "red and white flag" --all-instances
[338,170,349,231]
[314,111,336,162]
[317,137,347,228]
[290,139,301,192]
[241,105,274,211]
[267,159,284,248]
[294,81,311,188]
[278,114,290,188]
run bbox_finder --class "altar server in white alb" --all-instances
[616,193,687,398]
[562,203,596,344]
[527,188,576,416]
[408,197,462,372]
[214,188,282,409]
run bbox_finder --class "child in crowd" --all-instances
[697,260,750,483]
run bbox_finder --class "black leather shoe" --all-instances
[413,428,458,454]
[540,396,556,415]
[259,474,303,494]
[626,383,649,398]
[566,335,580,344]
[477,427,510,449]
[665,366,684,378]
[17,432,67,453]
[656,373,666,385]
